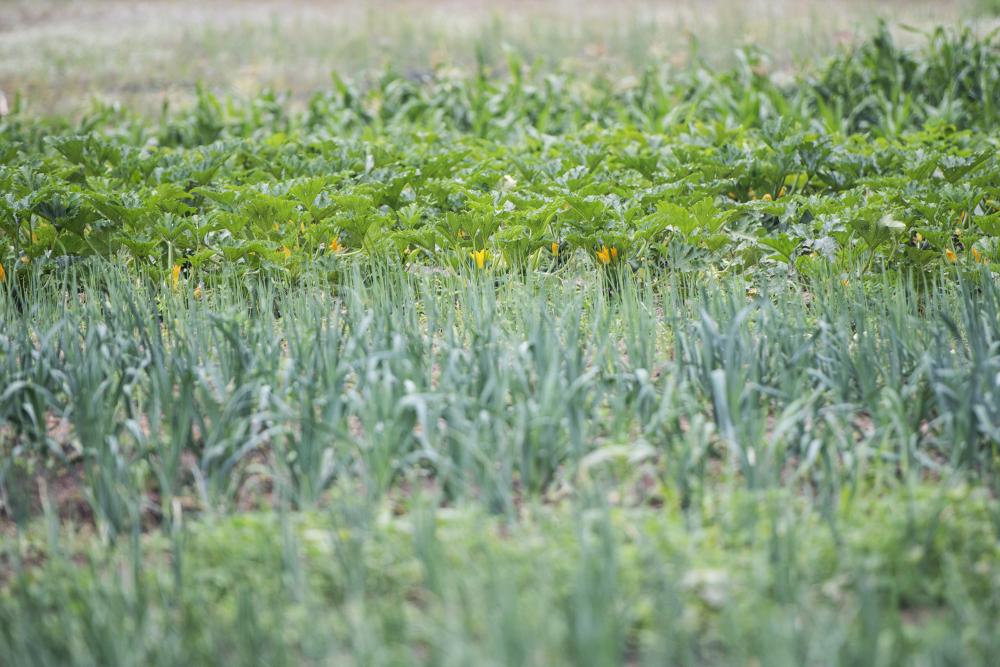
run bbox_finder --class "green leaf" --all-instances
[759,234,801,264]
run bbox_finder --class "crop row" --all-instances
[3,265,999,526]
[1,27,999,286]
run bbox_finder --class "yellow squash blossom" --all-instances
[762,193,772,201]
[596,246,612,265]
[171,264,181,288]
[551,242,559,256]
[778,187,787,198]
[471,249,487,269]
[610,247,618,260]
[0,261,5,282]
[945,249,957,263]
[329,238,342,253]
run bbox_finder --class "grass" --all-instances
[4,485,998,665]
[2,6,1000,665]
[0,0,993,116]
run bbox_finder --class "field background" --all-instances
[2,0,995,116]
[3,2,1000,665]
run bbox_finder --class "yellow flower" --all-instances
[551,242,560,256]
[972,247,987,264]
[762,193,772,201]
[280,245,292,259]
[0,261,5,282]
[471,248,487,269]
[777,187,787,198]
[914,232,924,244]
[193,285,203,301]
[596,246,612,265]
[329,238,342,253]
[171,264,181,288]
[841,278,850,287]
[610,247,618,260]
[945,249,957,263]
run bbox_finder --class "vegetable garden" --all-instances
[1,21,999,666]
